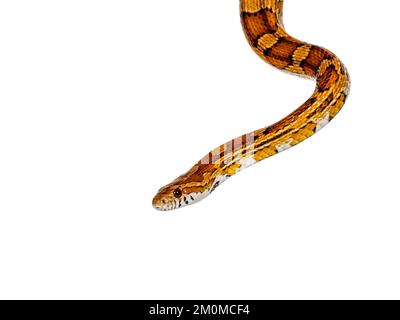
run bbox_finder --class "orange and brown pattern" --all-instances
[152,0,350,211]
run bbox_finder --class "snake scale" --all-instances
[152,0,350,211]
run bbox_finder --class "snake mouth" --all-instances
[153,204,173,211]
[154,206,168,211]
[152,196,177,211]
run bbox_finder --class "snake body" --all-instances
[152,0,350,211]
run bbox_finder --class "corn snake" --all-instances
[152,0,350,211]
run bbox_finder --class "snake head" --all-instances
[152,163,220,211]
[152,184,194,211]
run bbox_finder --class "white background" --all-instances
[0,0,399,299]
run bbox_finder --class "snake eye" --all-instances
[173,189,182,198]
